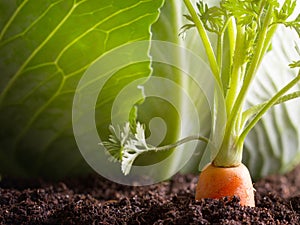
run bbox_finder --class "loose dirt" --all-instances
[1,165,300,224]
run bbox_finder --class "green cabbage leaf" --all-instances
[0,0,163,178]
[1,0,299,180]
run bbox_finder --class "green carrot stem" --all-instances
[225,4,276,142]
[183,0,222,88]
[147,135,209,152]
[238,71,300,145]
[242,90,300,128]
[225,25,245,116]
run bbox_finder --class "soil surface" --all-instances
[1,165,300,225]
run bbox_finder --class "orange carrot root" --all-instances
[195,163,255,207]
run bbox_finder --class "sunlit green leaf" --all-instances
[0,0,163,178]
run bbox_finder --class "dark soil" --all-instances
[1,165,300,225]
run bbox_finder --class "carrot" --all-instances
[195,163,255,207]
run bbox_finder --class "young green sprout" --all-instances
[102,0,300,207]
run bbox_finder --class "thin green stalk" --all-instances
[242,90,300,127]
[183,0,221,88]
[221,17,236,97]
[238,70,300,145]
[255,23,278,69]
[227,17,236,70]
[225,25,245,117]
[217,33,224,75]
[214,4,277,167]
[226,4,275,139]
[148,135,209,152]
